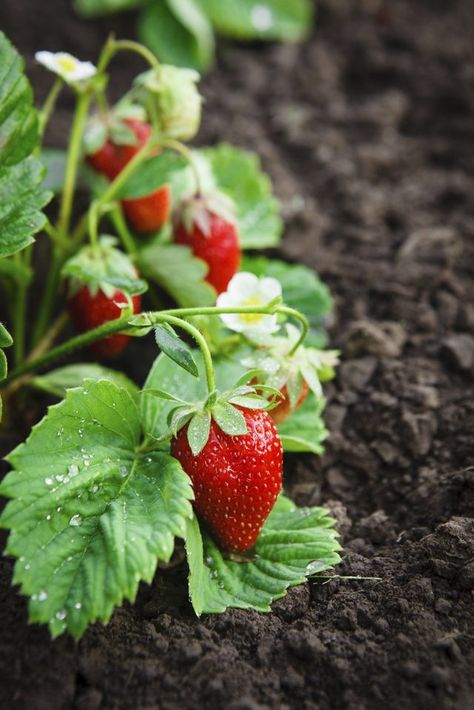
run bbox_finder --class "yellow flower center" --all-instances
[57,56,77,73]
[240,296,265,325]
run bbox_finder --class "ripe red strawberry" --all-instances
[269,381,309,425]
[171,407,282,552]
[122,186,171,234]
[68,286,141,358]
[86,118,170,233]
[86,118,152,181]
[174,211,240,294]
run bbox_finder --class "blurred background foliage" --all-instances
[74,0,315,72]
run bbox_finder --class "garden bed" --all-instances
[1,0,473,708]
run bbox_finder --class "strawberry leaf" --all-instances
[74,0,144,17]
[0,32,51,258]
[116,151,187,199]
[201,144,282,249]
[137,242,216,307]
[30,363,139,400]
[0,322,12,420]
[154,325,199,377]
[242,256,333,347]
[185,494,341,615]
[41,149,95,194]
[138,0,215,72]
[62,237,148,297]
[0,380,193,638]
[196,0,313,42]
[277,393,328,454]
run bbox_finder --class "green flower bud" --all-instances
[136,65,202,142]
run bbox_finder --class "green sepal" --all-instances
[187,410,211,456]
[62,236,147,298]
[212,400,247,436]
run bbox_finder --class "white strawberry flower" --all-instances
[216,272,282,341]
[35,51,97,85]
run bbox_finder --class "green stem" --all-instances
[110,207,138,256]
[4,314,132,386]
[88,203,100,251]
[155,314,215,394]
[3,304,307,390]
[38,78,63,138]
[30,248,64,347]
[108,39,161,74]
[276,306,309,354]
[57,92,92,238]
[70,137,152,253]
[160,138,201,194]
[12,253,27,366]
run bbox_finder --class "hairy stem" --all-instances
[38,78,63,138]
[30,248,64,347]
[3,303,306,390]
[12,253,27,366]
[57,91,91,237]
[160,138,202,194]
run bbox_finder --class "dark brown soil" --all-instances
[1,0,474,708]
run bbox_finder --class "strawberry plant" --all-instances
[0,31,341,638]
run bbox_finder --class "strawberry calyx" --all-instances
[83,103,147,156]
[243,324,340,411]
[175,190,237,237]
[62,236,147,300]
[146,371,281,456]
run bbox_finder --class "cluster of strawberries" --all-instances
[69,117,312,555]
[70,117,240,358]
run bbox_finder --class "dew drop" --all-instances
[44,477,53,486]
[46,514,51,521]
[55,609,66,620]
[38,590,48,601]
[68,464,79,477]
[74,602,82,610]
[119,466,128,478]
[69,514,82,527]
